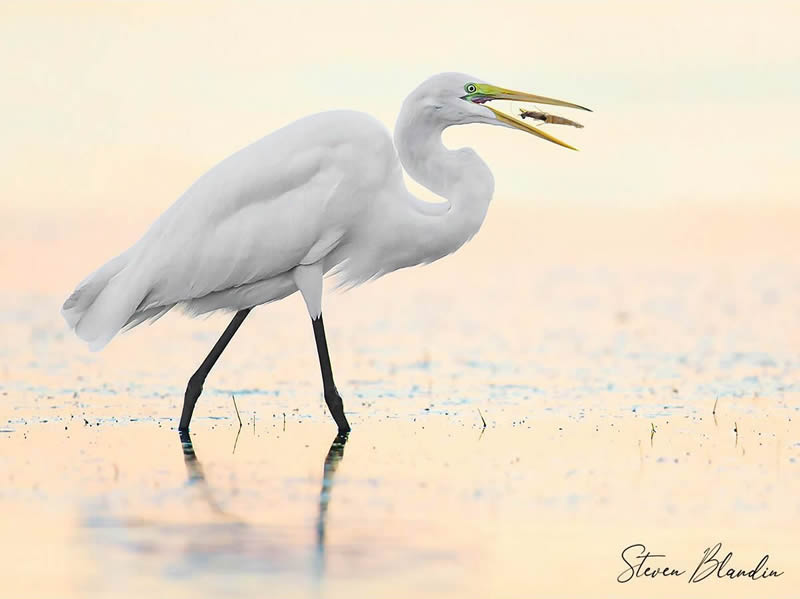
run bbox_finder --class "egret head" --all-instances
[405,72,590,150]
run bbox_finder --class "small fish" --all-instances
[519,109,584,128]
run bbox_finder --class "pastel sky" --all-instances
[1,0,798,239]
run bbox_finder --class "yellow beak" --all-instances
[485,87,591,151]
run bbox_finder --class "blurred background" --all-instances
[1,2,799,598]
[2,0,799,263]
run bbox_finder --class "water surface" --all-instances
[2,203,799,597]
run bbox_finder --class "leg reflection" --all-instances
[178,430,228,516]
[315,432,349,574]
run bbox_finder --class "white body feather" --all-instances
[62,73,496,350]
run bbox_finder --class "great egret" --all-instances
[62,72,589,433]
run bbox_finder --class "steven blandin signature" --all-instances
[618,543,784,584]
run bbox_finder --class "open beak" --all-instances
[482,86,591,151]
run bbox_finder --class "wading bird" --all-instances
[62,72,589,434]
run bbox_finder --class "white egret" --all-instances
[61,72,589,433]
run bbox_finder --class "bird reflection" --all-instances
[315,432,349,577]
[177,429,349,580]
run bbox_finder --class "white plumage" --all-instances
[62,72,587,352]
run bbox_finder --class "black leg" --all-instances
[178,308,251,431]
[312,314,350,433]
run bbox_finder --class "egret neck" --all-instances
[393,99,495,265]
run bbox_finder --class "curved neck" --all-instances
[392,102,494,260]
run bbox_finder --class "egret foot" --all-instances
[325,389,350,433]
[178,375,204,431]
[179,428,193,448]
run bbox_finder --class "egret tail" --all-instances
[61,253,149,351]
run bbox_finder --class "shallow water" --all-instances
[2,203,799,597]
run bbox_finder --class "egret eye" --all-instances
[465,83,477,94]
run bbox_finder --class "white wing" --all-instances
[62,110,394,350]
